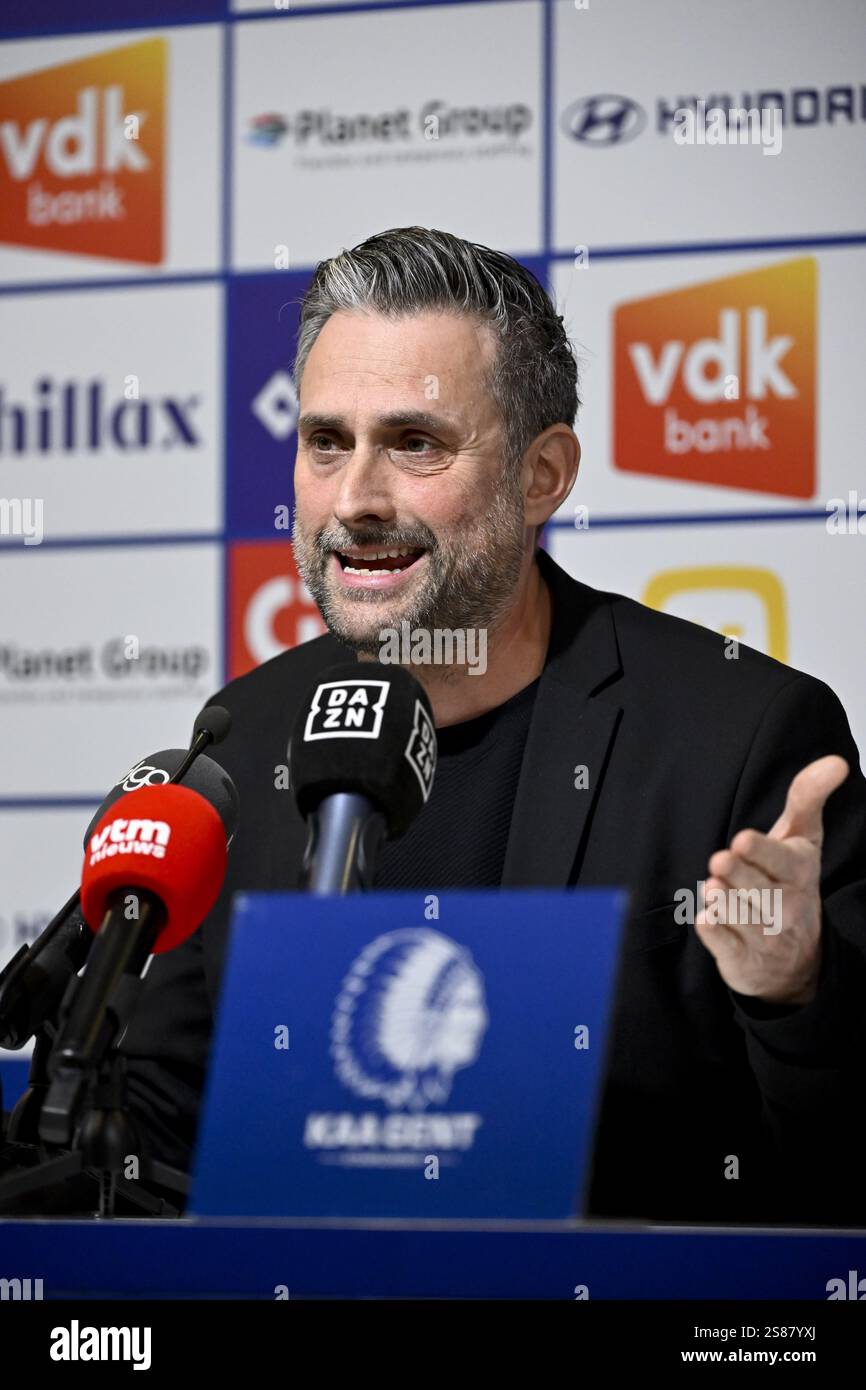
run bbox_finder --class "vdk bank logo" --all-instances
[614,259,816,497]
[331,930,488,1109]
[0,39,165,264]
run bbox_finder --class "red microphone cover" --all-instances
[80,783,228,953]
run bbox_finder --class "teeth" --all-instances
[348,548,414,560]
[339,546,421,574]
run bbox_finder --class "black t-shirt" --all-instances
[374,677,540,890]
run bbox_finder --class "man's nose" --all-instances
[332,445,397,527]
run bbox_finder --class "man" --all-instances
[121,226,866,1225]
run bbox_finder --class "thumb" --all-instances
[769,754,849,843]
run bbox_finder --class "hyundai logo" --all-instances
[561,95,647,146]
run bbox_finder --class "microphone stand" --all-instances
[0,967,191,1218]
[299,794,387,894]
[0,727,223,1219]
[0,725,215,1047]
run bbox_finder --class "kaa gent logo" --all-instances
[331,929,488,1109]
[304,678,388,740]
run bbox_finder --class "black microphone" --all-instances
[80,744,238,848]
[290,662,437,894]
[0,707,234,1050]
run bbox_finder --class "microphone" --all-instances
[290,662,437,894]
[0,706,235,1051]
[82,704,235,844]
[39,782,232,1146]
[81,744,238,848]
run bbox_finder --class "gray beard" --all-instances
[292,481,527,658]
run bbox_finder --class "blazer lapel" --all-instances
[501,552,623,888]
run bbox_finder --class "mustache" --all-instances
[311,523,439,556]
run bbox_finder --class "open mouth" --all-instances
[333,545,426,577]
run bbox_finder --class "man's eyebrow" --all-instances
[297,409,457,433]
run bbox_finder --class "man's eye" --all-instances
[306,435,435,457]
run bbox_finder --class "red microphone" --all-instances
[81,783,227,954]
[50,784,228,1086]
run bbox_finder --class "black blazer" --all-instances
[120,549,866,1225]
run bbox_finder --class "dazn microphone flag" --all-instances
[290,662,438,839]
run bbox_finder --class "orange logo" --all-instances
[613,259,816,498]
[228,542,326,679]
[0,38,165,264]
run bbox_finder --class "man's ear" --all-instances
[523,425,581,529]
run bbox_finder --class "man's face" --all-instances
[292,309,528,656]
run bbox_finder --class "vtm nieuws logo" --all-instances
[0,38,165,264]
[613,258,816,498]
[88,816,171,867]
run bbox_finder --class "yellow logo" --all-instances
[643,566,788,662]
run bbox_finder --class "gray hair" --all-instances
[292,226,580,479]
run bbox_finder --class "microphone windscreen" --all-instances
[192,704,232,747]
[82,750,239,847]
[80,784,227,953]
[289,662,437,838]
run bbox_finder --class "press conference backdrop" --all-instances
[1,0,864,1083]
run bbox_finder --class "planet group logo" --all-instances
[246,113,289,147]
[613,259,816,497]
[0,38,165,264]
[330,929,489,1110]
